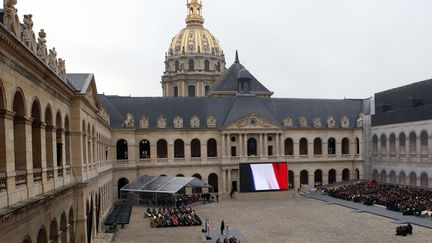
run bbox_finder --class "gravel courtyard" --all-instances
[114,196,432,243]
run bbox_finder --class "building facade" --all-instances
[0,0,430,243]
[370,79,432,187]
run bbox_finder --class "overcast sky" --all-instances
[16,0,432,99]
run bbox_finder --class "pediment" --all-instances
[224,113,281,130]
[84,80,101,109]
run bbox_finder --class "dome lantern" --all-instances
[186,0,204,26]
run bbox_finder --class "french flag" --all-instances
[251,163,288,191]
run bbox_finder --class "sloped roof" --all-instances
[209,59,273,96]
[100,94,368,129]
[66,73,94,93]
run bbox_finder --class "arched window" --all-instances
[247,138,257,156]
[300,170,309,185]
[69,208,75,243]
[31,100,42,172]
[216,62,221,72]
[372,135,378,154]
[175,60,179,72]
[299,138,308,155]
[342,138,349,155]
[328,138,336,155]
[49,218,58,243]
[328,169,336,184]
[60,213,67,243]
[389,171,396,184]
[355,137,360,155]
[380,134,387,155]
[399,133,406,154]
[399,171,406,185]
[56,112,63,167]
[188,59,195,71]
[409,132,417,154]
[13,91,27,173]
[207,138,217,157]
[314,170,322,187]
[188,85,196,97]
[64,116,71,165]
[157,139,168,158]
[420,131,428,154]
[191,139,201,157]
[389,134,396,154]
[288,170,294,189]
[37,226,48,243]
[313,138,322,155]
[380,170,387,183]
[204,60,210,71]
[342,169,350,181]
[116,139,128,160]
[174,139,185,158]
[139,139,150,159]
[409,172,417,186]
[355,168,360,180]
[22,236,32,243]
[208,173,218,193]
[420,173,428,187]
[284,138,294,155]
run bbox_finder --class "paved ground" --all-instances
[114,196,432,243]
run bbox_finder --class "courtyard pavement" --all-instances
[114,196,432,243]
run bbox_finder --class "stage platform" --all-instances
[236,190,295,201]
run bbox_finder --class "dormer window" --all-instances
[238,79,251,94]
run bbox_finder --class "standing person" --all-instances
[220,220,225,235]
[216,193,219,203]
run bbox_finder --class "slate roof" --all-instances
[66,73,94,93]
[100,94,369,130]
[209,57,273,96]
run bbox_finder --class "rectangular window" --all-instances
[188,85,196,97]
[268,146,273,156]
[231,146,237,157]
[205,85,210,95]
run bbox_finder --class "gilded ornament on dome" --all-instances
[327,115,336,128]
[123,113,135,128]
[140,116,149,129]
[313,117,322,128]
[174,116,184,129]
[157,116,167,129]
[190,116,200,128]
[207,116,217,128]
[299,117,308,128]
[283,117,293,128]
[341,115,350,128]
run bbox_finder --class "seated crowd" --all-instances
[146,207,202,228]
[325,181,432,216]
[216,236,241,243]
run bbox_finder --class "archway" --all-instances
[56,112,63,168]
[409,132,417,154]
[22,236,32,243]
[389,171,396,184]
[389,134,396,154]
[117,178,129,199]
[372,169,379,181]
[300,170,308,185]
[284,138,294,155]
[174,139,185,158]
[176,174,185,177]
[191,139,201,157]
[37,226,48,243]
[420,131,428,154]
[399,133,406,154]
[60,212,67,243]
[313,138,322,155]
[208,173,218,193]
[31,100,42,172]
[207,138,217,157]
[342,169,350,181]
[139,139,150,159]
[116,139,128,160]
[49,218,58,243]
[288,170,294,189]
[13,90,27,172]
[45,106,54,168]
[372,135,378,154]
[86,198,93,243]
[192,173,202,193]
[328,169,336,184]
[399,171,406,185]
[64,116,71,165]
[247,138,257,156]
[69,207,75,243]
[420,173,428,187]
[314,169,322,187]
[409,172,417,186]
[157,139,168,158]
[380,170,387,183]
[355,138,360,155]
[380,134,387,155]
[355,168,360,180]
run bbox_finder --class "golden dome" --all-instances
[168,0,223,57]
